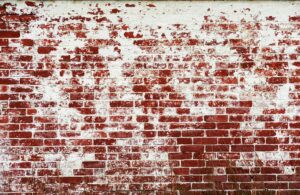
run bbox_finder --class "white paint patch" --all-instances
[59,152,94,176]
[108,62,123,79]
[256,151,290,161]
[250,107,263,115]
[235,160,255,167]
[283,166,295,174]
[276,84,293,108]
[79,71,95,86]
[190,107,215,115]
[0,149,9,171]
[80,129,95,139]
[277,84,291,100]
[241,122,264,129]
[141,152,168,161]
[56,107,81,124]
[163,108,176,115]
[44,153,64,162]
[244,73,266,85]
[276,130,287,139]
[40,84,63,101]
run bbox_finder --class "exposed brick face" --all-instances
[0,1,300,194]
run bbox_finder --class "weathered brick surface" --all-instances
[0,1,300,194]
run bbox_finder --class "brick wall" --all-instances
[1,1,300,194]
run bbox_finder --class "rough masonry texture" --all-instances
[0,1,300,194]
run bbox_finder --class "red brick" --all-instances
[82,161,105,168]
[231,145,254,152]
[60,177,86,184]
[267,77,287,84]
[19,139,43,146]
[75,47,98,54]
[168,153,192,160]
[9,131,32,138]
[0,78,19,84]
[109,132,132,138]
[255,145,278,151]
[159,116,179,122]
[204,115,228,122]
[109,101,134,107]
[0,31,20,38]
[37,47,56,54]
[226,108,250,114]
[181,145,204,152]
[217,123,240,129]
[132,85,150,92]
[11,116,33,123]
